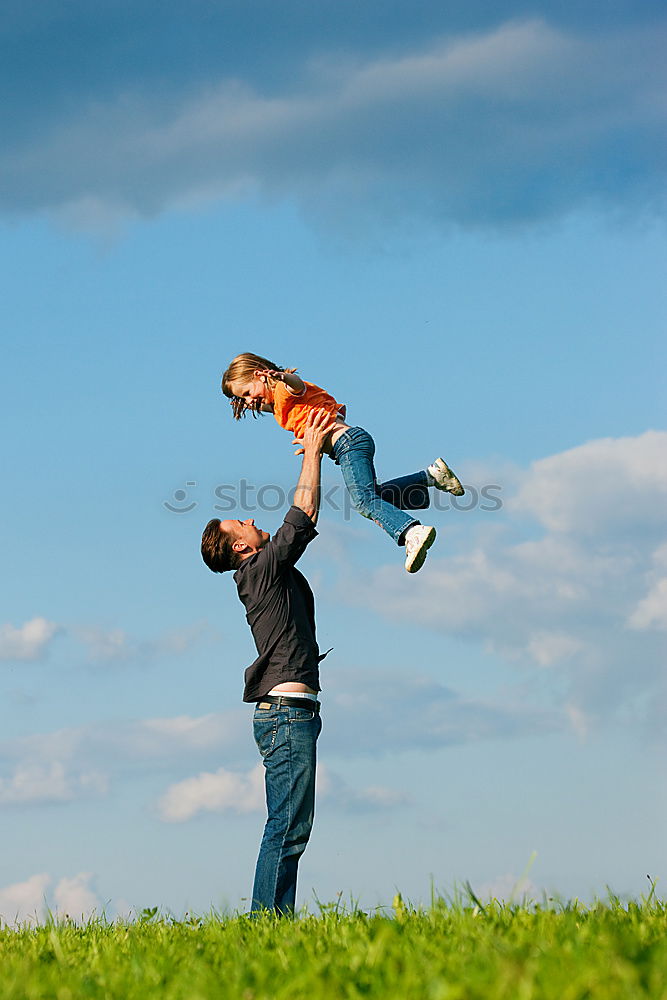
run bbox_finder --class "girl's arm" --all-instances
[255,368,305,396]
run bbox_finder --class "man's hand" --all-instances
[292,408,337,456]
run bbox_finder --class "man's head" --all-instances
[201,518,270,573]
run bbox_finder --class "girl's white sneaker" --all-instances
[404,525,437,573]
[427,457,464,496]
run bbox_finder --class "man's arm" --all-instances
[292,408,337,525]
[250,409,336,571]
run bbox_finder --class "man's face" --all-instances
[220,518,270,555]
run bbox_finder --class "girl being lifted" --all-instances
[222,352,464,574]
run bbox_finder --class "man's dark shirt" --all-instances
[234,506,322,702]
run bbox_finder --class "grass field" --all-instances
[1,894,666,999]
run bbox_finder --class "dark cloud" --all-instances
[1,6,665,227]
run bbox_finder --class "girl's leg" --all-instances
[377,471,430,511]
[334,428,418,545]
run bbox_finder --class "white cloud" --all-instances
[114,710,248,760]
[139,713,238,750]
[0,872,100,926]
[1,709,247,763]
[0,617,59,661]
[74,626,131,662]
[0,617,212,667]
[526,631,586,668]
[628,543,667,632]
[53,873,99,922]
[0,874,50,926]
[158,759,412,822]
[511,430,667,536]
[158,763,265,822]
[321,669,559,754]
[318,765,410,812]
[565,703,589,741]
[0,706,249,812]
[0,761,107,806]
[337,431,667,728]
[72,621,213,664]
[152,740,552,826]
[629,577,667,631]
[2,18,665,228]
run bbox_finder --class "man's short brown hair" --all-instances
[201,519,242,573]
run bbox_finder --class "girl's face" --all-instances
[229,375,269,409]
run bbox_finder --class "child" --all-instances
[222,352,464,574]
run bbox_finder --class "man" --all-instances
[200,408,336,914]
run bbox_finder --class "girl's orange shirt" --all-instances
[272,380,344,438]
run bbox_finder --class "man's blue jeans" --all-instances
[251,702,322,914]
[331,426,430,544]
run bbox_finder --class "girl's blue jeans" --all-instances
[331,426,429,545]
[251,702,322,915]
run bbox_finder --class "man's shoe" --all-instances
[404,524,437,573]
[428,457,464,496]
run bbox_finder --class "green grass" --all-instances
[1,895,666,999]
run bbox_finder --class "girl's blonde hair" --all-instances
[221,352,293,420]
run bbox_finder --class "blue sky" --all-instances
[1,1,665,920]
